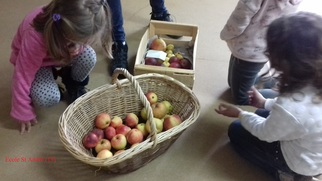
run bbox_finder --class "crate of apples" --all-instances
[81,91,182,159]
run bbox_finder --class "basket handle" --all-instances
[111,68,159,148]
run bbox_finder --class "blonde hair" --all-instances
[33,0,113,63]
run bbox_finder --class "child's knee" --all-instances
[33,94,61,107]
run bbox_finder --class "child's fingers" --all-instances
[31,119,38,126]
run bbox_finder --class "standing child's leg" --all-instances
[30,67,61,107]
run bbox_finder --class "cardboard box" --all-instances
[134,20,199,89]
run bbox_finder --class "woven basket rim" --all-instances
[58,70,200,169]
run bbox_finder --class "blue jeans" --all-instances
[228,109,295,180]
[228,55,278,105]
[107,0,167,43]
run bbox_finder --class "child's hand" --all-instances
[19,119,38,134]
[248,87,266,108]
[215,103,242,118]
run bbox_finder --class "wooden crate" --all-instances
[134,20,199,89]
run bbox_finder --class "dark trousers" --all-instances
[228,109,295,180]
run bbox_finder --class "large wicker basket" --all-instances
[58,68,201,173]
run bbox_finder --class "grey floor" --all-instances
[1,0,321,180]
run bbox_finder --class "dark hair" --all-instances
[32,0,113,63]
[266,12,322,94]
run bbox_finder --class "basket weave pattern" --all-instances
[58,68,200,173]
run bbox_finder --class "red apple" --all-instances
[96,149,113,159]
[126,129,144,145]
[91,128,104,140]
[111,134,127,150]
[82,132,99,149]
[169,56,180,64]
[95,139,111,153]
[136,123,148,137]
[124,113,139,128]
[145,118,163,133]
[104,126,116,140]
[110,116,123,128]
[95,113,111,129]
[180,58,192,69]
[145,57,158,66]
[151,102,167,119]
[145,92,158,105]
[149,37,166,51]
[115,124,131,136]
[163,114,182,131]
[169,62,181,68]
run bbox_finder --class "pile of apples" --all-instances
[145,37,192,69]
[82,91,182,159]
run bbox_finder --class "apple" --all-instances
[95,112,111,129]
[136,123,148,137]
[145,118,163,133]
[163,114,182,131]
[156,59,163,66]
[169,62,181,68]
[115,124,131,135]
[111,134,127,150]
[145,92,158,105]
[91,128,105,140]
[124,113,139,128]
[126,128,144,145]
[140,107,148,121]
[169,56,180,64]
[180,58,192,69]
[149,37,166,51]
[110,116,123,128]
[161,100,173,114]
[166,44,175,51]
[114,149,125,155]
[95,139,111,153]
[145,57,158,66]
[96,149,113,159]
[82,132,99,149]
[104,126,116,140]
[151,102,167,119]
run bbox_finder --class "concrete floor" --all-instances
[1,0,321,180]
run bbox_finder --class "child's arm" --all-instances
[220,0,264,40]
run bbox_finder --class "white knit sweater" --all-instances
[220,0,302,63]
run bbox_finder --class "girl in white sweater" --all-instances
[216,12,322,181]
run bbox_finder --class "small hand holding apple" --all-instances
[215,103,242,118]
[19,118,38,135]
[248,87,266,108]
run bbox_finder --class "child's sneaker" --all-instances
[109,42,128,77]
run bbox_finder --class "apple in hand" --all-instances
[136,123,148,137]
[111,134,127,150]
[149,37,166,51]
[95,139,111,153]
[145,92,158,105]
[163,114,182,131]
[82,132,99,149]
[126,128,144,145]
[95,113,111,129]
[151,102,167,119]
[91,128,105,140]
[115,124,131,136]
[124,113,139,128]
[96,149,113,159]
[104,126,116,140]
[145,118,163,133]
[110,116,123,128]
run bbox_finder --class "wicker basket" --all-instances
[58,68,201,173]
